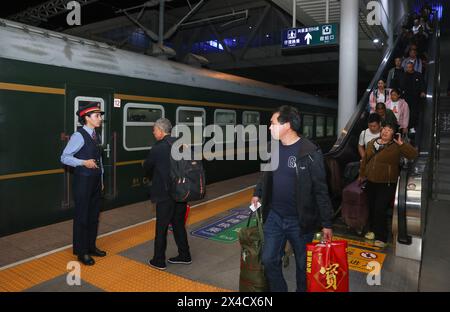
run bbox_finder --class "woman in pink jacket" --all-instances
[369,79,391,112]
[385,88,410,135]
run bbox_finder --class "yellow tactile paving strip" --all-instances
[81,255,227,292]
[0,188,253,292]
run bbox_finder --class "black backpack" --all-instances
[167,140,206,202]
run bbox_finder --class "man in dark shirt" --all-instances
[251,106,333,292]
[375,102,399,132]
[143,118,191,270]
[399,61,426,130]
[387,57,404,89]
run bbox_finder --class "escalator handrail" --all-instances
[325,14,410,157]
[395,11,440,245]
[396,166,412,244]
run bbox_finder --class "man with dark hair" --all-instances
[61,102,107,266]
[143,118,191,270]
[251,105,333,292]
[358,113,381,159]
[375,102,399,131]
[402,46,422,73]
[386,57,404,89]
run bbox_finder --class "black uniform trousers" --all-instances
[73,173,101,255]
[153,199,190,264]
[366,181,397,243]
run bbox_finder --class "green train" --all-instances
[0,19,337,237]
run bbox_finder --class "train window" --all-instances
[302,115,314,138]
[176,107,206,146]
[327,117,335,136]
[242,111,260,125]
[242,111,260,142]
[316,116,325,138]
[74,96,105,144]
[123,103,164,151]
[214,109,237,144]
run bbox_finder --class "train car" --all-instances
[0,19,337,237]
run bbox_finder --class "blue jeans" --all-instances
[261,210,314,292]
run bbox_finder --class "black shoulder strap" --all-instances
[367,139,393,163]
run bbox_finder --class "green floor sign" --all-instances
[191,208,256,244]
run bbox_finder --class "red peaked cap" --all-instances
[77,102,105,117]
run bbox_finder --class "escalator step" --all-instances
[435,173,450,183]
[440,137,450,144]
[436,194,450,201]
[434,183,450,195]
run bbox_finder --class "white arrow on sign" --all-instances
[305,32,312,45]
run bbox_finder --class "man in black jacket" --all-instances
[251,106,333,292]
[143,118,191,270]
[399,61,426,131]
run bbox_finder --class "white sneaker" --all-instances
[374,240,386,248]
[365,232,375,240]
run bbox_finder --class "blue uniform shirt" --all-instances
[272,138,302,218]
[61,125,104,174]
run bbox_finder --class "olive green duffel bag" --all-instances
[238,209,268,292]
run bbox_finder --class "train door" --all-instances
[62,85,116,210]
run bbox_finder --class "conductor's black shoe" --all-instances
[168,255,192,264]
[77,254,95,266]
[148,259,166,270]
[89,248,107,257]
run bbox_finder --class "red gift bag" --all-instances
[306,240,349,292]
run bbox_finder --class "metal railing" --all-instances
[392,11,440,259]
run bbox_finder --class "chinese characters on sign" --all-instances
[282,23,339,49]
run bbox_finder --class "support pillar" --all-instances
[292,0,297,28]
[338,0,359,133]
[388,0,395,49]
[159,0,165,47]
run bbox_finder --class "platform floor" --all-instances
[0,173,420,292]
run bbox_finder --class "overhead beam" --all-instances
[123,10,159,42]
[164,0,206,39]
[271,0,316,26]
[208,23,236,62]
[237,5,271,61]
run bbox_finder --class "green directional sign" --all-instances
[281,23,339,49]
[190,208,256,244]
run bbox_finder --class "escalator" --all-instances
[324,12,441,262]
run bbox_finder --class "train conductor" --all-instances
[61,102,107,266]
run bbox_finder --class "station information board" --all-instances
[281,23,339,49]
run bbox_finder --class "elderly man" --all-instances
[143,118,191,270]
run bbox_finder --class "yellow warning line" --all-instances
[0,82,65,95]
[81,255,228,292]
[116,160,144,167]
[0,188,253,292]
[0,169,64,181]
